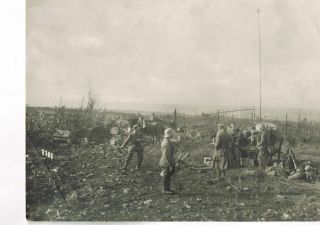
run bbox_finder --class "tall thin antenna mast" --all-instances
[88,79,92,99]
[257,9,262,123]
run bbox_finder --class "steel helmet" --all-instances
[164,128,174,138]
[304,161,313,166]
[305,165,313,172]
[217,123,224,128]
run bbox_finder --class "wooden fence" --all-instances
[202,107,256,124]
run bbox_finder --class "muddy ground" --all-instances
[26,141,320,221]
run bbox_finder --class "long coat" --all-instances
[214,129,233,169]
[159,138,175,168]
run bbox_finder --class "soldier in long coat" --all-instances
[227,123,239,168]
[159,128,176,194]
[257,124,270,168]
[213,124,231,180]
[232,128,241,168]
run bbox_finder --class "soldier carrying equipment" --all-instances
[120,125,145,171]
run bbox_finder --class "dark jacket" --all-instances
[121,130,143,147]
[215,129,233,151]
[257,130,269,148]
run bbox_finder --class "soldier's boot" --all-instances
[122,149,135,170]
[162,172,172,193]
[162,179,168,192]
[136,157,143,170]
[221,170,226,179]
[213,170,221,181]
[121,165,127,171]
[136,149,144,170]
[162,180,174,194]
[258,159,262,168]
[122,159,131,171]
[258,159,266,169]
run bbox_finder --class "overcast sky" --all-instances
[27,0,320,109]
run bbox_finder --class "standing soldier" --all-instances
[227,122,237,168]
[120,125,144,171]
[159,128,176,194]
[165,121,180,142]
[249,126,259,145]
[213,124,229,180]
[137,113,146,128]
[257,124,269,168]
[226,132,234,169]
[229,122,236,135]
[233,128,241,168]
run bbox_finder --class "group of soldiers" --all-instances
[118,118,274,194]
[212,122,272,180]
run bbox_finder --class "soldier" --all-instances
[249,126,259,145]
[120,125,144,171]
[165,121,180,143]
[137,113,145,128]
[232,128,241,168]
[257,124,270,168]
[226,132,235,169]
[169,119,177,130]
[159,128,176,194]
[228,122,236,136]
[227,122,239,168]
[213,124,230,180]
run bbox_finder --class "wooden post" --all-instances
[258,9,262,123]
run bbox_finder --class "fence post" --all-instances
[297,112,301,138]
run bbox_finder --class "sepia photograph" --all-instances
[26,0,320,221]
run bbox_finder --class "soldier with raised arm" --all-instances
[120,125,145,171]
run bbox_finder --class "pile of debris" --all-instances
[266,146,318,183]
[52,129,71,146]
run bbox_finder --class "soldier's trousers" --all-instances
[162,166,175,191]
[123,145,144,169]
[258,147,268,168]
[213,149,228,170]
[233,146,240,168]
[226,148,234,169]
